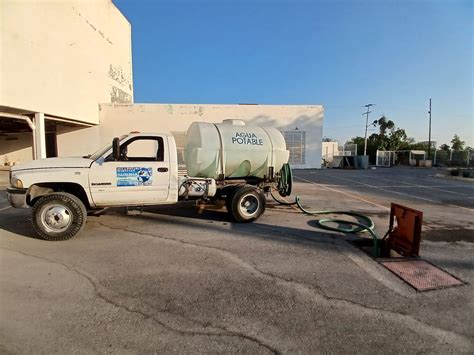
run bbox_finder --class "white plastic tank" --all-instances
[184,120,289,179]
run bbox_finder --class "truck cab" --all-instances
[88,133,179,206]
[7,133,180,240]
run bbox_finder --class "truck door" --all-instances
[89,136,170,206]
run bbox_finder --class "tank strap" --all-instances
[213,123,225,179]
[260,127,274,170]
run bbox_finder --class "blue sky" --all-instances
[114,0,473,147]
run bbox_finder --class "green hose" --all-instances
[274,164,380,256]
[277,163,293,197]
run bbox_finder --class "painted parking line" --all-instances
[357,173,472,197]
[318,173,474,213]
[294,176,390,211]
[298,184,471,189]
[0,206,11,212]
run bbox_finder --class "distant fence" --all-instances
[433,150,473,167]
[336,144,357,157]
[374,149,473,167]
[376,150,396,167]
[322,143,357,167]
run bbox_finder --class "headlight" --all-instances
[10,176,23,189]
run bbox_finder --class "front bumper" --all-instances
[6,187,28,208]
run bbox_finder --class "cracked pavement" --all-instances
[1,168,473,353]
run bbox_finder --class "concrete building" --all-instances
[1,0,324,169]
[322,141,339,165]
[0,0,133,163]
[97,104,323,170]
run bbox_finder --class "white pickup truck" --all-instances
[7,121,290,241]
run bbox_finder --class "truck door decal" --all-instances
[116,167,153,187]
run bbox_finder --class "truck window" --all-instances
[120,137,164,161]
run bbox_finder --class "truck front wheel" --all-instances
[31,192,87,241]
[229,186,266,223]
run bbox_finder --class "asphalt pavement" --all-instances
[0,167,473,354]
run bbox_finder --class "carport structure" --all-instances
[0,108,93,162]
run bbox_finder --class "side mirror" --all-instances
[112,137,120,161]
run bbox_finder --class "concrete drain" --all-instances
[379,259,465,291]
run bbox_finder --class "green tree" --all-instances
[439,144,450,152]
[386,128,408,150]
[347,116,410,163]
[409,141,429,150]
[373,116,408,150]
[451,134,465,151]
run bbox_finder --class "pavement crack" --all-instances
[0,247,279,354]
[89,220,473,350]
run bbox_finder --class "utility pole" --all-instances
[363,104,374,156]
[428,98,432,160]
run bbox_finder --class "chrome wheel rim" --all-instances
[239,193,259,217]
[40,204,72,233]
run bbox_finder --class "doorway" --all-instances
[46,132,57,158]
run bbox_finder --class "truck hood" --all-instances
[12,157,94,171]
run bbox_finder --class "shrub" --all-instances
[450,169,460,176]
[462,171,470,178]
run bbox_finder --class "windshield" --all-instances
[87,135,127,161]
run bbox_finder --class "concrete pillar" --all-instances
[34,112,46,159]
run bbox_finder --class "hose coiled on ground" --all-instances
[273,164,380,256]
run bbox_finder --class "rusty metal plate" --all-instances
[385,203,423,257]
[380,259,465,291]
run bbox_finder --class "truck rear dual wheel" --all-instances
[31,192,87,241]
[224,185,241,213]
[228,185,266,223]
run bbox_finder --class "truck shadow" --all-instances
[0,209,39,240]
[143,201,231,222]
[0,199,373,250]
[0,201,392,258]
[101,202,361,251]
[0,206,351,259]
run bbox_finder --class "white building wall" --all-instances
[322,141,339,163]
[56,125,101,157]
[0,0,133,124]
[90,103,324,169]
[0,134,33,165]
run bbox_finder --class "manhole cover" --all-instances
[379,259,465,291]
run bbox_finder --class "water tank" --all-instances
[184,120,289,179]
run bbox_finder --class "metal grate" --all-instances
[282,130,306,164]
[380,259,465,291]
